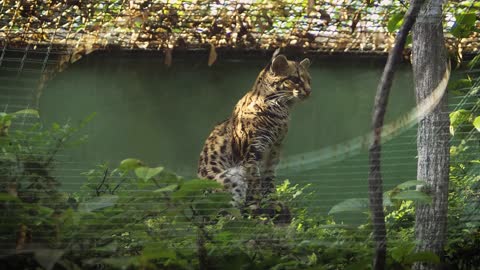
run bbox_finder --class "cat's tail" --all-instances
[215,166,247,207]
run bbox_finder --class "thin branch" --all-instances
[43,136,66,168]
[95,168,109,196]
[111,178,127,194]
[368,0,425,269]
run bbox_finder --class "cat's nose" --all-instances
[305,88,311,96]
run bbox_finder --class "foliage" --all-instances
[1,111,372,269]
[0,3,478,269]
[65,163,373,270]
[1,85,480,270]
[0,0,478,55]
[329,180,438,269]
[0,109,423,270]
[0,110,92,247]
[444,55,480,269]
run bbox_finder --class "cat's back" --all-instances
[197,119,235,178]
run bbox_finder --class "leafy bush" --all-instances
[1,111,371,270]
[0,110,93,268]
[1,94,479,270]
[444,54,480,269]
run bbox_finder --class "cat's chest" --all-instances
[234,104,289,139]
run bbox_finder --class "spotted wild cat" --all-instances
[197,51,312,207]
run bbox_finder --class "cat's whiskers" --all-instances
[264,91,291,101]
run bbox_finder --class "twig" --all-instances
[95,168,109,196]
[111,178,127,194]
[151,178,162,188]
[43,136,66,168]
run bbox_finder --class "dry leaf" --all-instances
[208,43,217,67]
[136,41,149,49]
[70,45,96,64]
[164,47,172,67]
[351,11,361,33]
[16,224,29,251]
[70,51,83,63]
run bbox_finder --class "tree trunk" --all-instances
[412,1,449,269]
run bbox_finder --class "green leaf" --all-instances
[396,180,425,190]
[154,184,178,193]
[449,109,472,135]
[473,116,480,132]
[78,112,96,128]
[135,166,164,181]
[307,252,317,265]
[448,78,472,94]
[387,12,404,33]
[0,192,20,202]
[0,152,16,162]
[141,243,177,260]
[79,195,119,212]
[467,54,480,69]
[459,1,480,8]
[0,114,12,127]
[404,251,440,264]
[11,109,40,118]
[173,179,222,201]
[34,249,65,270]
[458,12,477,26]
[383,192,393,207]
[37,206,55,217]
[101,257,138,268]
[225,208,242,218]
[156,170,181,183]
[215,231,234,242]
[206,192,232,208]
[405,33,413,46]
[391,241,415,262]
[223,219,259,234]
[344,258,370,270]
[119,158,144,171]
[182,179,222,190]
[94,240,119,252]
[328,198,369,215]
[183,207,193,219]
[451,13,476,38]
[194,198,226,216]
[391,190,431,204]
[51,123,61,131]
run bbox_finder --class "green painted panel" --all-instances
[40,53,417,218]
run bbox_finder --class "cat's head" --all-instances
[261,50,312,104]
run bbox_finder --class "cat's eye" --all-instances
[289,77,302,84]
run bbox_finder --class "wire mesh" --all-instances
[0,0,479,53]
[0,0,479,269]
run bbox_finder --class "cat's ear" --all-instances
[272,48,280,59]
[271,54,289,75]
[300,58,311,69]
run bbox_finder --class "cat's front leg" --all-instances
[262,142,282,196]
[244,136,272,204]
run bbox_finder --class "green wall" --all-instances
[40,52,417,218]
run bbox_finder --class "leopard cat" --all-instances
[197,51,312,208]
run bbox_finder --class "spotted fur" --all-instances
[198,52,312,207]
